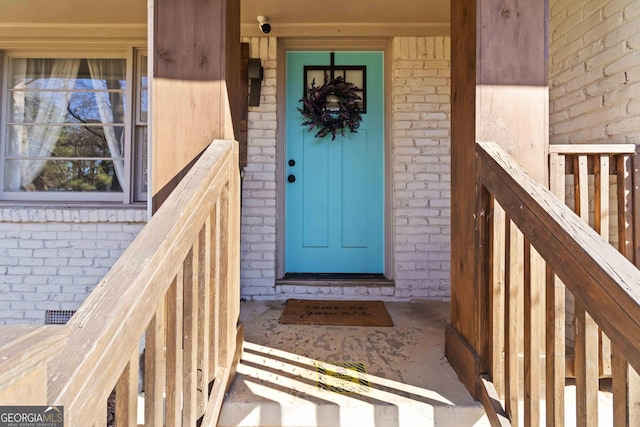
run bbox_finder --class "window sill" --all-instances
[0,203,148,223]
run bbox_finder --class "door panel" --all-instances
[285,51,384,273]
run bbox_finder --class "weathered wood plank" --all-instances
[617,153,634,263]
[115,349,138,427]
[218,185,231,370]
[546,264,566,427]
[575,302,599,427]
[449,0,480,381]
[199,367,231,427]
[524,242,542,427]
[595,155,612,377]
[546,151,566,427]
[477,178,492,377]
[612,350,640,427]
[0,326,69,405]
[197,221,211,417]
[228,142,242,387]
[165,275,184,427]
[504,219,522,426]
[183,247,199,425]
[574,154,599,427]
[477,141,640,376]
[479,374,512,427]
[444,325,482,399]
[490,201,506,399]
[632,150,640,266]
[210,202,220,381]
[152,0,240,195]
[549,144,636,155]
[144,304,166,427]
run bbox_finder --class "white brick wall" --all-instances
[239,37,452,301]
[240,37,279,298]
[0,207,146,324]
[391,37,452,299]
[550,0,640,144]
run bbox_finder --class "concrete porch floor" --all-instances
[218,299,490,427]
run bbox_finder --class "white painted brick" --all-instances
[0,207,146,323]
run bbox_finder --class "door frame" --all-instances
[276,37,394,279]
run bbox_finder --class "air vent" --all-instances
[45,310,76,325]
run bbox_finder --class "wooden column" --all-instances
[152,0,241,210]
[446,0,548,397]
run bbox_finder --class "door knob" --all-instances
[288,175,296,183]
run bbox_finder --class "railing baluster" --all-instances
[613,152,640,427]
[547,151,566,427]
[197,221,211,417]
[575,301,599,427]
[183,246,199,424]
[145,303,166,427]
[218,185,231,370]
[115,349,138,427]
[524,241,542,426]
[595,155,613,378]
[505,219,523,426]
[210,201,221,381]
[574,154,599,427]
[490,200,506,399]
[546,264,566,426]
[166,275,183,427]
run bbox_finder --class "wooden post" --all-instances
[448,0,549,397]
[152,0,241,210]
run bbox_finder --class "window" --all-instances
[1,50,148,203]
[304,65,367,112]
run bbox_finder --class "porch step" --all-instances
[218,300,489,427]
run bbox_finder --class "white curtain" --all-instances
[87,59,126,188]
[7,59,81,191]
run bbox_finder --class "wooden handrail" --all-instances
[477,141,640,426]
[0,139,241,426]
[478,141,640,373]
[0,325,69,405]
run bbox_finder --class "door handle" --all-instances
[288,175,296,183]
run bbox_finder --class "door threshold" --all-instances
[276,273,394,287]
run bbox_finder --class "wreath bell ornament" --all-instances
[298,75,363,140]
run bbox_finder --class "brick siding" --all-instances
[391,37,452,299]
[0,207,146,324]
[550,0,640,145]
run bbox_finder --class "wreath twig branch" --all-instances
[298,76,362,140]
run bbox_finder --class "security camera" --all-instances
[257,16,271,34]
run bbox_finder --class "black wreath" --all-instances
[298,76,362,140]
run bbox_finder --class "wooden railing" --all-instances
[476,141,640,426]
[549,144,638,379]
[0,139,241,426]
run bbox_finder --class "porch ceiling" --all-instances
[0,0,450,37]
[241,0,450,36]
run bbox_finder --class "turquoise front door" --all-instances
[285,51,384,273]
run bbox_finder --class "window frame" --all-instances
[133,49,148,203]
[0,47,147,204]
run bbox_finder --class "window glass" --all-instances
[4,58,127,195]
[134,53,148,201]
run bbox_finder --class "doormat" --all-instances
[279,299,394,327]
